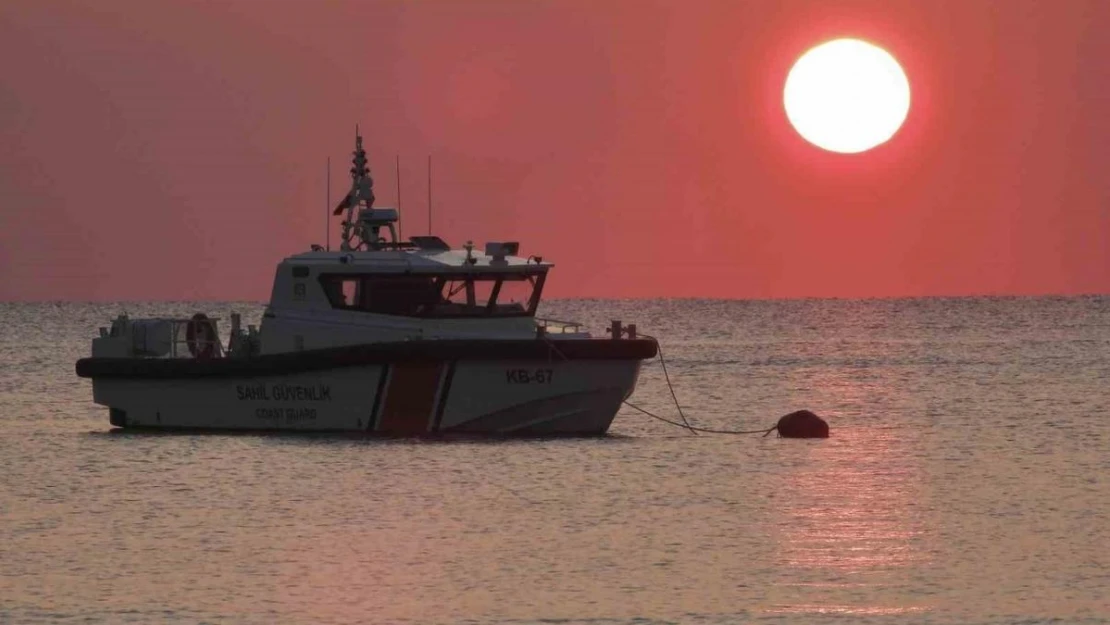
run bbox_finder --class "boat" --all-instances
[75,130,657,435]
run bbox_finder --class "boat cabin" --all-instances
[281,241,548,320]
[255,131,575,354]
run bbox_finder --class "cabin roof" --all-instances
[281,248,551,273]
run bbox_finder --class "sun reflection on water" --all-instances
[765,365,933,616]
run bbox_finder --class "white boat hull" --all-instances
[78,341,653,436]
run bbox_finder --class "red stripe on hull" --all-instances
[376,363,443,435]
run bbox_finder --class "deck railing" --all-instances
[536,317,588,336]
[114,317,225,359]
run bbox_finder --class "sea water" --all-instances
[1,297,1108,625]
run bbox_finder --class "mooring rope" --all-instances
[621,399,777,435]
[542,331,776,436]
[638,334,696,433]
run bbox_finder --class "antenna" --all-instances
[326,156,331,251]
[427,155,432,235]
[396,154,402,241]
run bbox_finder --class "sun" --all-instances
[783,38,910,154]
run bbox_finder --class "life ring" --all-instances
[185,313,217,359]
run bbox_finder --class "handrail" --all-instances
[536,317,586,335]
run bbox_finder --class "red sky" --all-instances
[1,0,1107,301]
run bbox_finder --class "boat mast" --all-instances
[336,126,376,251]
[427,155,432,235]
[396,154,402,241]
[326,156,331,251]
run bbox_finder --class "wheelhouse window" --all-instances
[319,272,545,318]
